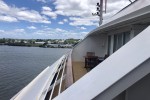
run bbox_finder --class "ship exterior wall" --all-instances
[72,34,107,62]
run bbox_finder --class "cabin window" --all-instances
[107,35,111,55]
[117,34,123,49]
[113,32,130,53]
[113,35,117,52]
[123,32,130,45]
[107,32,131,54]
[113,33,123,52]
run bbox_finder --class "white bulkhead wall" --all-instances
[72,33,107,62]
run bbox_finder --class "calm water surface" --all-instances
[0,46,70,100]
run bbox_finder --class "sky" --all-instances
[0,0,133,39]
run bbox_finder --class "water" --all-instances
[0,46,70,100]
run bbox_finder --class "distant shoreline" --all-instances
[0,38,80,48]
[0,43,72,48]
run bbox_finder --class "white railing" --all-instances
[11,54,68,100]
[49,57,67,100]
[58,57,67,94]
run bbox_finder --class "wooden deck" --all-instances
[72,62,87,82]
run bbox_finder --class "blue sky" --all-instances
[0,0,132,39]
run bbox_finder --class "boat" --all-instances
[11,0,150,100]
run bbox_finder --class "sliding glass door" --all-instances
[113,32,130,53]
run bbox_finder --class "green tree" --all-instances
[0,38,6,43]
[20,40,24,44]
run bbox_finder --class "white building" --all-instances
[35,42,45,44]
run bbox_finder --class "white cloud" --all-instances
[58,21,64,24]
[0,28,25,35]
[27,26,37,29]
[0,27,87,39]
[37,0,46,3]
[54,0,95,17]
[63,19,68,22]
[42,6,52,11]
[16,10,51,23]
[14,29,25,33]
[80,27,86,30]
[41,6,57,19]
[32,27,88,39]
[56,28,67,33]
[54,0,131,26]
[0,30,5,33]
[0,0,10,12]
[0,0,51,23]
[0,28,30,39]
[57,19,68,25]
[0,15,18,22]
[0,0,135,39]
[69,17,98,26]
[41,25,48,28]
[53,0,99,26]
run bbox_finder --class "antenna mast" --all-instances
[92,0,107,26]
[129,0,133,3]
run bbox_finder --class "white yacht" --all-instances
[11,0,150,100]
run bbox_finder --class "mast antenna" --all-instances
[92,0,107,26]
[129,0,133,3]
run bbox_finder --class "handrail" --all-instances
[58,57,67,94]
[48,75,66,91]
[11,55,67,100]
[49,59,65,100]
[49,54,68,100]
